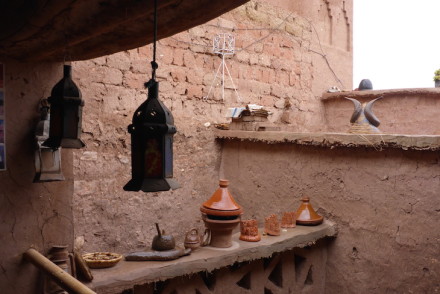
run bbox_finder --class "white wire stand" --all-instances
[204,33,241,103]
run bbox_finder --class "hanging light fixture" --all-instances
[43,64,85,149]
[123,0,179,192]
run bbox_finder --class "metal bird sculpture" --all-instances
[345,96,383,134]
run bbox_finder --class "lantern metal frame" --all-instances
[34,100,64,182]
[43,64,85,149]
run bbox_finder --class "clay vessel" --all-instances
[295,197,323,225]
[202,214,240,247]
[184,228,202,250]
[239,219,261,242]
[152,223,175,251]
[281,211,297,228]
[45,245,76,294]
[200,179,243,248]
[264,214,280,236]
[200,179,243,217]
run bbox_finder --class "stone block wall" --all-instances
[72,0,352,253]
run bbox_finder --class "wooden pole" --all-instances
[24,248,96,294]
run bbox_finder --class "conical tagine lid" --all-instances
[295,197,323,225]
[200,179,243,217]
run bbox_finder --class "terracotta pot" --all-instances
[295,197,323,225]
[202,214,240,248]
[281,211,297,228]
[200,179,243,217]
[239,219,261,242]
[200,179,243,248]
[264,214,280,236]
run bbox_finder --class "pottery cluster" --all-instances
[199,180,324,248]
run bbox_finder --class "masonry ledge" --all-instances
[321,87,440,101]
[86,221,336,293]
[214,130,440,151]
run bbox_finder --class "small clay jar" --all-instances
[184,228,202,250]
[239,219,261,242]
[281,211,297,228]
[264,214,280,236]
[295,197,323,225]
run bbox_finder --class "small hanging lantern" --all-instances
[123,0,179,192]
[43,64,85,149]
[34,99,64,182]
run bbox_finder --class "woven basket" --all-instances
[82,252,122,269]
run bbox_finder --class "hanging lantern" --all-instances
[34,100,64,182]
[43,64,85,149]
[123,79,179,192]
[123,0,179,192]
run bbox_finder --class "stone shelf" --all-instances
[214,130,440,151]
[85,221,336,293]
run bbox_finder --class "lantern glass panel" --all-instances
[164,135,173,178]
[144,137,163,178]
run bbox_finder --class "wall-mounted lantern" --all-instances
[43,64,85,149]
[34,100,64,182]
[123,0,179,192]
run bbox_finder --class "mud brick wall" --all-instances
[72,0,352,254]
[0,62,74,294]
[221,139,440,294]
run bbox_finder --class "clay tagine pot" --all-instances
[295,197,324,225]
[281,211,297,228]
[264,214,280,236]
[239,219,261,242]
[200,179,243,248]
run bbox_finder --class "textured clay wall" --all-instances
[221,140,440,293]
[72,0,352,253]
[0,62,74,294]
[322,89,440,135]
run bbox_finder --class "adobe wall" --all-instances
[0,61,74,294]
[322,88,440,135]
[72,0,352,253]
[220,139,440,293]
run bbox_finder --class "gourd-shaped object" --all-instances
[151,223,175,251]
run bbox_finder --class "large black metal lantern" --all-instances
[123,79,180,192]
[124,0,179,192]
[43,65,85,149]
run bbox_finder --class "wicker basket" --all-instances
[82,252,122,269]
